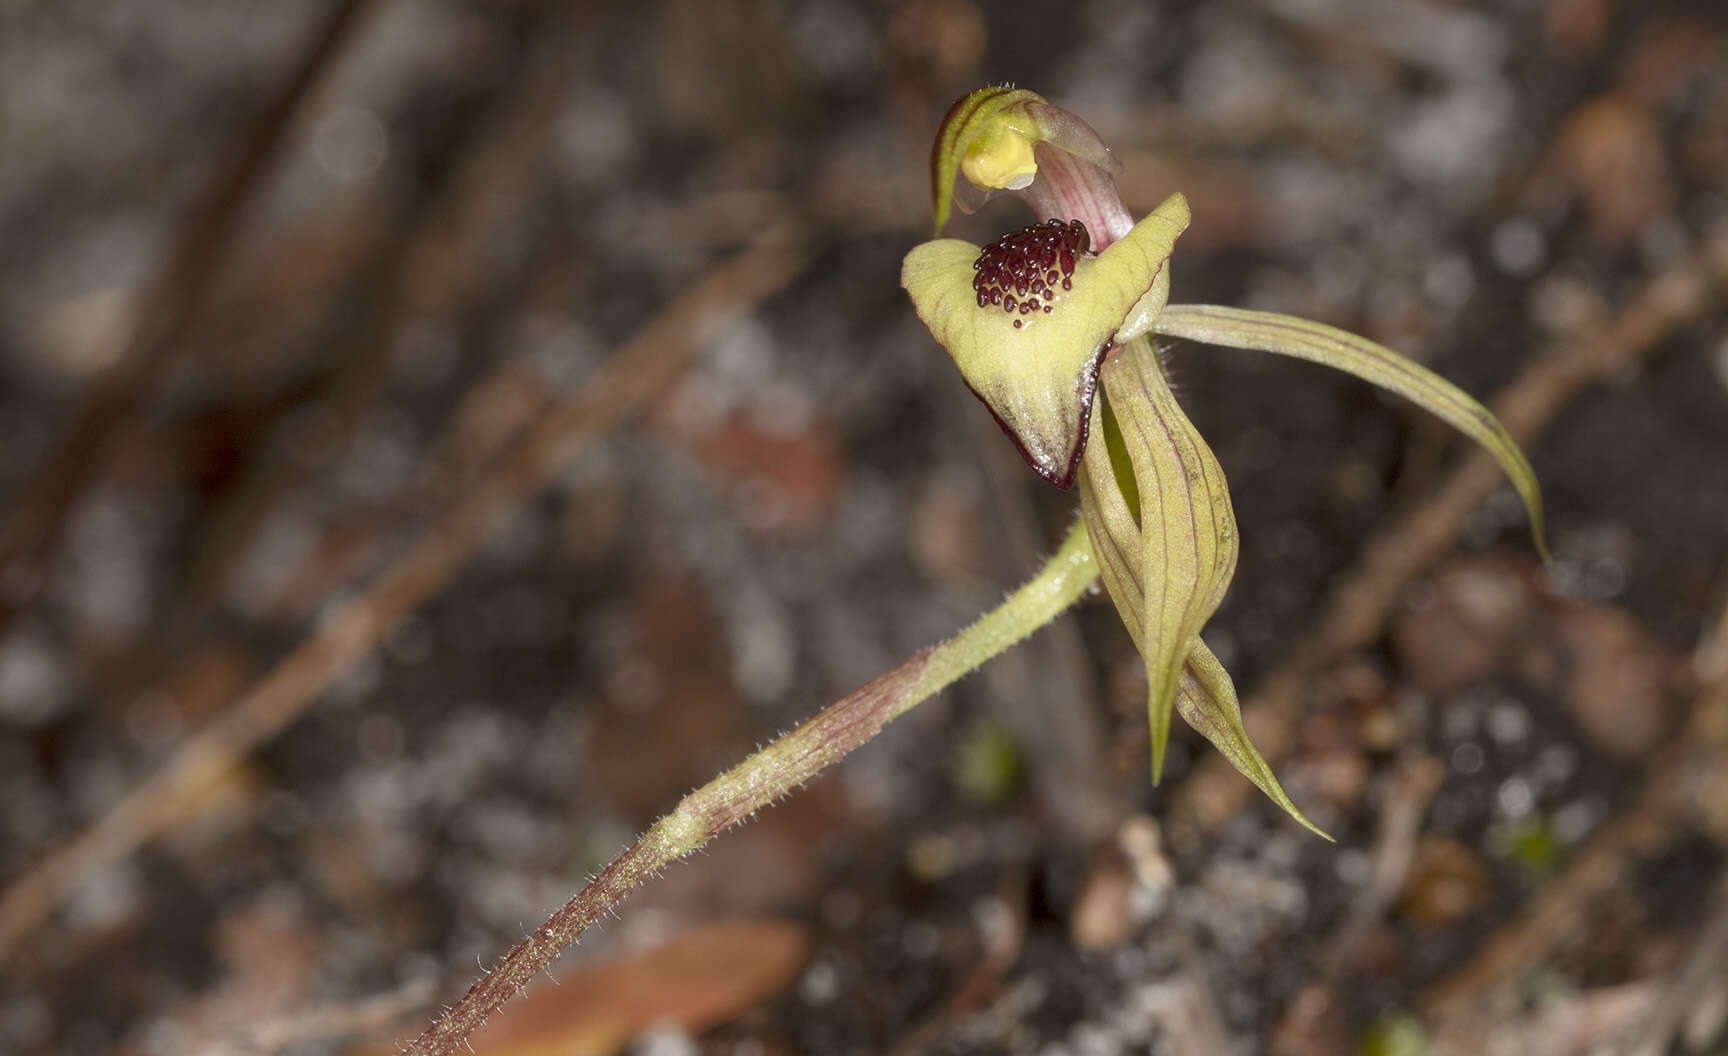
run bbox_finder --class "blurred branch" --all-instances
[1618,869,1728,1056]
[1318,753,1444,974]
[1433,983,1658,1056]
[0,226,810,962]
[0,0,381,635]
[1425,571,1728,1036]
[169,8,586,637]
[226,976,439,1055]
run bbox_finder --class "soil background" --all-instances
[3,1,1728,1054]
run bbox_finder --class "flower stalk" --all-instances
[406,523,1100,1056]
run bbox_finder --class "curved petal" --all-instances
[902,196,1191,488]
[1020,100,1120,177]
[1153,304,1548,558]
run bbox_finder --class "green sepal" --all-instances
[1078,336,1238,783]
[1153,305,1548,559]
[1175,638,1331,839]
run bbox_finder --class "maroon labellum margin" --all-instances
[902,205,1183,491]
[963,338,1109,491]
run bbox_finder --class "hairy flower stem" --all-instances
[405,522,1099,1056]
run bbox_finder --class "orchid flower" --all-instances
[408,88,1556,1056]
[904,87,1547,834]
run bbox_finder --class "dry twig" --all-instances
[225,976,439,1055]
[171,10,583,630]
[1617,870,1728,1056]
[0,229,809,961]
[1425,572,1728,1032]
[1319,753,1444,973]
[0,0,381,636]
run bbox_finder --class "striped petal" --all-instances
[1078,336,1238,783]
[1153,305,1547,558]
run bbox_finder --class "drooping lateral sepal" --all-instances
[902,196,1190,488]
[1078,336,1239,782]
[1175,638,1330,839]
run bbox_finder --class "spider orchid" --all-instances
[405,88,1559,1056]
[904,87,1546,833]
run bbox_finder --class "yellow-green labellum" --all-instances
[902,194,1190,488]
